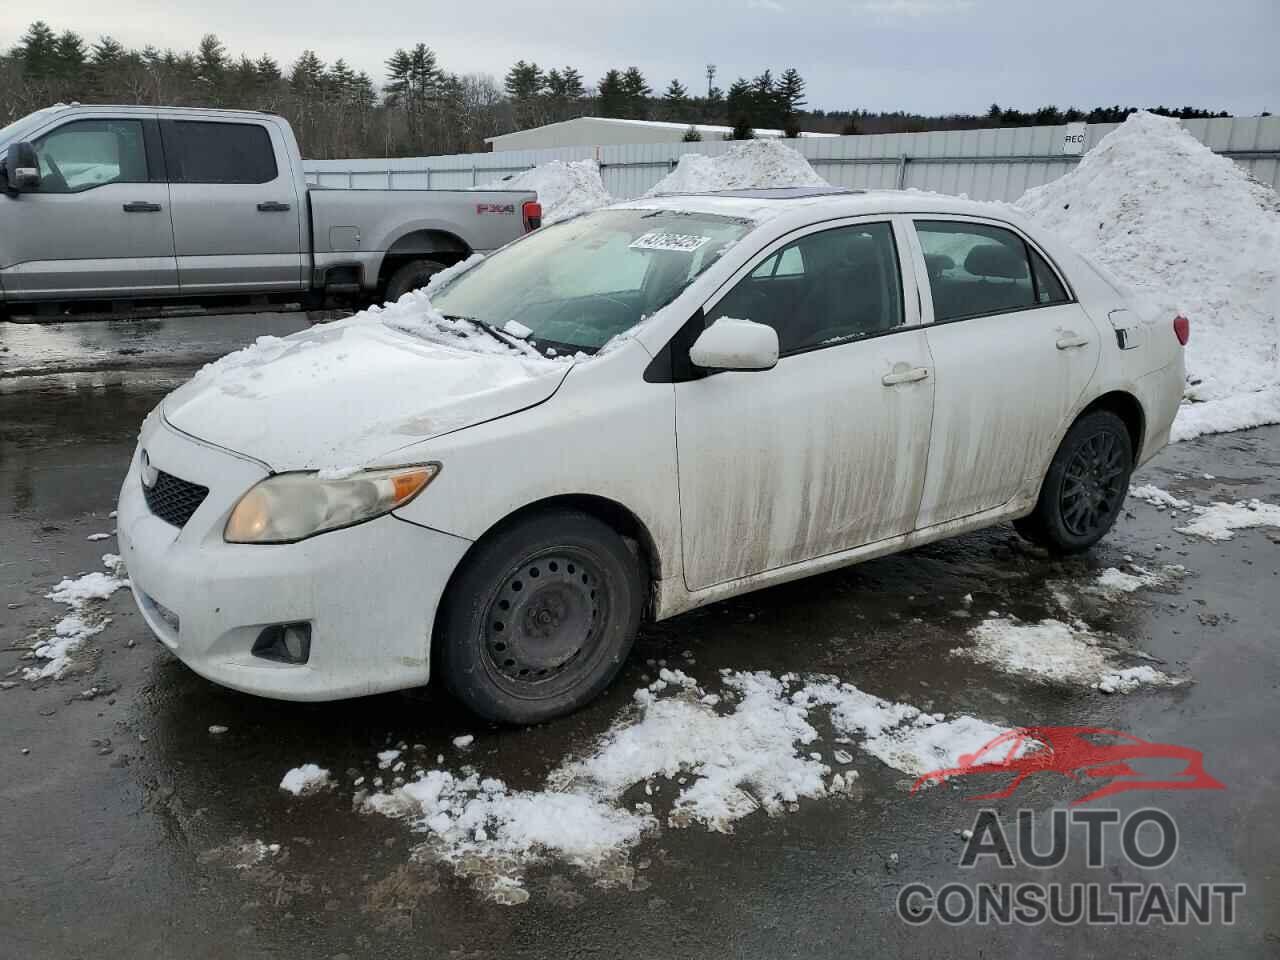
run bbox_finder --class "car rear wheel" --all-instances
[436,510,645,724]
[1015,410,1133,554]
[383,258,447,304]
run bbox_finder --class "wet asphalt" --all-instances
[1,315,1277,959]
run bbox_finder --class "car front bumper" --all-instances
[116,417,471,701]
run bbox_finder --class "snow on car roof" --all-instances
[616,188,1023,224]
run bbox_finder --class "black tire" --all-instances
[436,510,645,724]
[383,258,447,303]
[1015,410,1133,554]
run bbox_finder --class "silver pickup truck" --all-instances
[0,104,540,319]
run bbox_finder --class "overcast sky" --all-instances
[3,0,1276,115]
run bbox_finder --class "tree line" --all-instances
[1,22,1253,159]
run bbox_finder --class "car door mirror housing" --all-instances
[5,142,40,191]
[689,318,780,372]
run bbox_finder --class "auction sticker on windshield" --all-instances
[629,232,711,252]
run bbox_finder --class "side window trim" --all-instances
[142,119,167,183]
[910,215,1077,325]
[699,215,917,360]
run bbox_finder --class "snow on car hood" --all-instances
[162,318,573,471]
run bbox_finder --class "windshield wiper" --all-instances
[443,314,539,353]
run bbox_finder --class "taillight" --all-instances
[1173,314,1190,346]
[522,200,542,232]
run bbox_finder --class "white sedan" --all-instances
[116,188,1186,723]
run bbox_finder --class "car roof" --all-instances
[616,188,1028,228]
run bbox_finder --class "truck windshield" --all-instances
[0,108,59,152]
[429,208,754,354]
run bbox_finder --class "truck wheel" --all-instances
[383,259,446,303]
[1015,410,1133,554]
[436,510,645,725]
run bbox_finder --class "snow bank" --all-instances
[645,140,828,196]
[479,159,612,224]
[24,558,128,680]
[1016,111,1280,439]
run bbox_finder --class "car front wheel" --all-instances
[436,509,645,724]
[1015,410,1134,554]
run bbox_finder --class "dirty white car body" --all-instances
[116,189,1185,715]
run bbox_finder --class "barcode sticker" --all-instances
[629,232,711,253]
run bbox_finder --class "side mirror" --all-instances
[689,317,779,372]
[6,142,40,191]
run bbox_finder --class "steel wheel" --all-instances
[481,548,609,696]
[437,509,644,724]
[1059,429,1127,537]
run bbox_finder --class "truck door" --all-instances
[160,117,304,294]
[0,117,178,300]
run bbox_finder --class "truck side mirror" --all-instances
[6,142,40,191]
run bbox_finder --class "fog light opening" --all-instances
[252,622,312,664]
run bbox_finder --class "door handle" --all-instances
[257,201,291,212]
[122,201,162,213]
[1056,335,1090,350]
[882,366,930,386]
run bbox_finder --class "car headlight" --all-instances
[224,464,439,544]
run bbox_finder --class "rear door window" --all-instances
[916,221,1039,321]
[166,121,277,184]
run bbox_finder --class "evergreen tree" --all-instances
[195,34,228,103]
[503,59,544,127]
[255,53,281,82]
[777,68,806,136]
[726,77,753,137]
[597,68,626,117]
[15,21,58,81]
[662,78,689,122]
[750,69,780,128]
[620,66,650,119]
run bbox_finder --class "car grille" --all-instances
[143,470,210,528]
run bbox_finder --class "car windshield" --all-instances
[429,207,754,354]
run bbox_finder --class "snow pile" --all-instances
[865,715,1012,778]
[553,670,829,831]
[279,764,332,796]
[1016,111,1280,440]
[361,668,1012,902]
[1092,563,1183,595]
[1175,498,1280,541]
[479,159,612,224]
[351,290,553,362]
[955,616,1181,694]
[1129,483,1192,511]
[23,557,128,680]
[423,252,485,295]
[645,140,829,196]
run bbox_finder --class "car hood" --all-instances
[162,319,574,471]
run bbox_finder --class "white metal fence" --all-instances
[303,116,1280,204]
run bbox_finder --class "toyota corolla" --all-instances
[116,188,1186,723]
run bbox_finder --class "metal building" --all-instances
[485,116,837,151]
